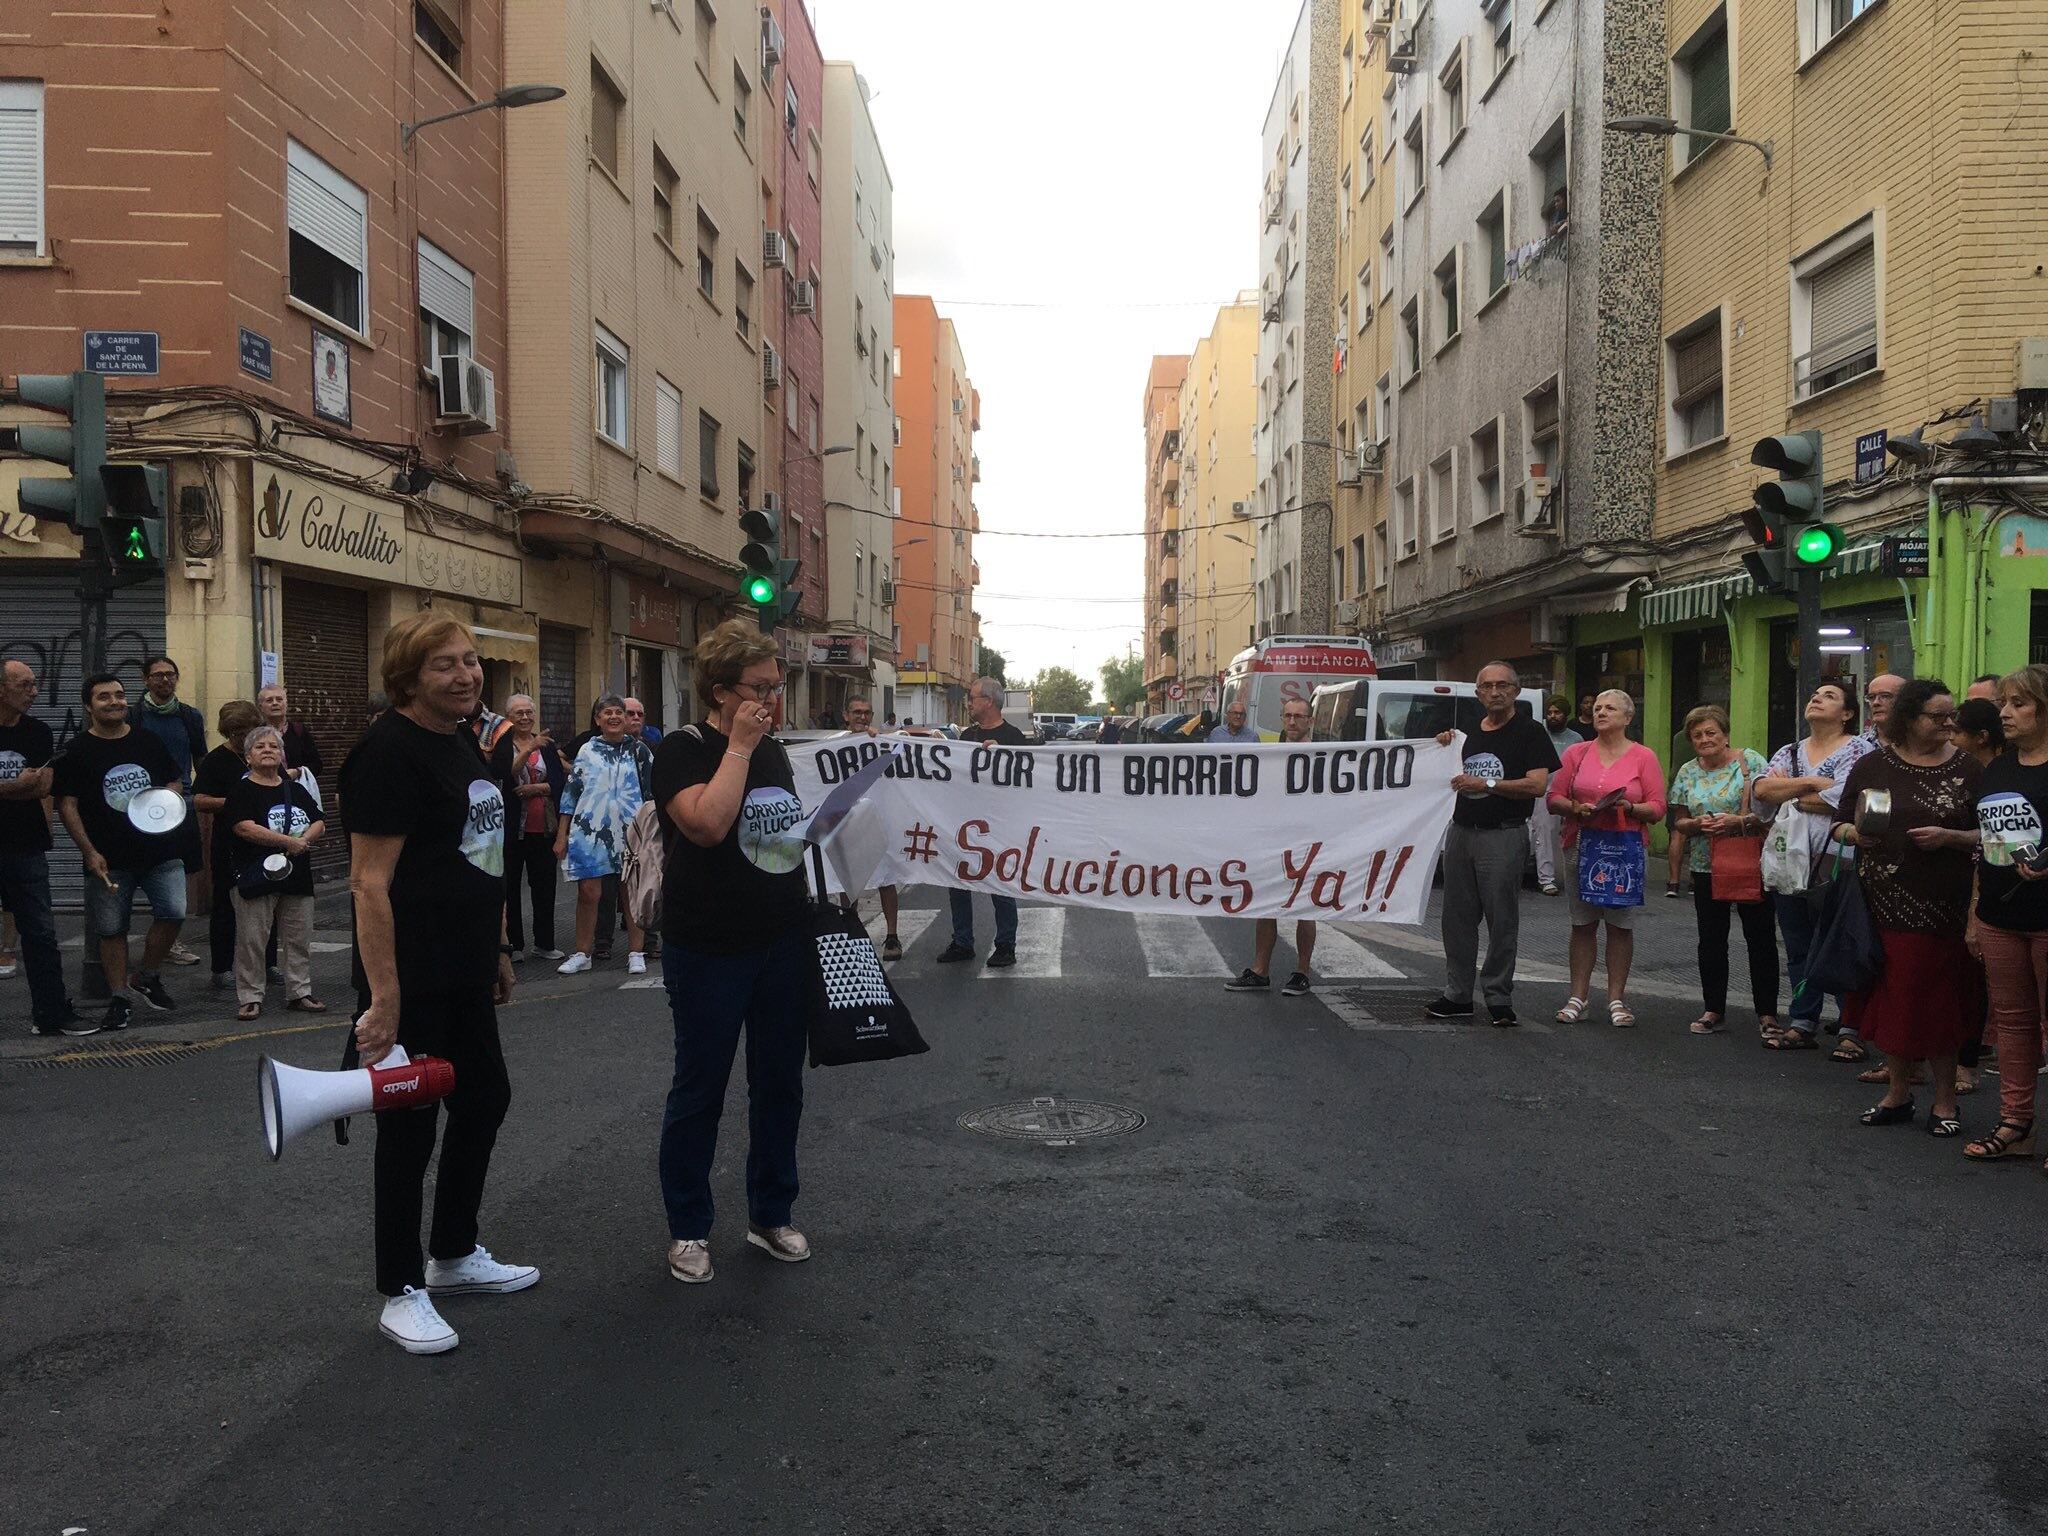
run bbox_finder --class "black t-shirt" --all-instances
[193,744,246,865]
[338,710,506,997]
[51,727,191,872]
[224,775,323,896]
[1452,712,1562,830]
[651,723,808,954]
[0,714,56,855]
[961,720,1029,747]
[1977,754,2048,931]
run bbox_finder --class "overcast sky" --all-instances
[813,0,1300,697]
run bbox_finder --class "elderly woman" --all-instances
[223,725,326,1020]
[1669,705,1778,1036]
[190,699,265,989]
[489,695,566,963]
[652,619,813,1284]
[553,693,652,976]
[1547,689,1666,1026]
[1833,678,1984,1135]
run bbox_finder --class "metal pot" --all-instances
[262,853,292,882]
[125,786,187,834]
[1855,788,1893,840]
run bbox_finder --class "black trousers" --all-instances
[503,833,556,952]
[1694,872,1782,1017]
[372,986,512,1295]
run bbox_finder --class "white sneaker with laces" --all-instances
[533,948,566,961]
[424,1244,540,1295]
[379,1286,459,1354]
[627,951,647,975]
[557,952,592,975]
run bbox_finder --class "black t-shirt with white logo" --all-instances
[51,726,192,872]
[224,774,324,897]
[651,723,808,954]
[1451,712,1562,831]
[338,710,506,997]
[1977,754,2048,932]
[193,744,247,866]
[0,714,55,856]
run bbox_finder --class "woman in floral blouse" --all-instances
[1669,705,1777,1037]
[553,694,653,977]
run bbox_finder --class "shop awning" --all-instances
[471,624,538,665]
[1638,526,1921,628]
[1544,585,1641,618]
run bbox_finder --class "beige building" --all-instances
[892,296,978,724]
[1176,299,1261,694]
[1141,355,1189,709]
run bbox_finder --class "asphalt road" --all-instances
[9,883,2048,1534]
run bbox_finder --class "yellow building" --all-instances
[1176,298,1261,696]
[1141,355,1190,709]
[1622,0,2048,758]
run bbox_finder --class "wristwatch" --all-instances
[499,943,515,956]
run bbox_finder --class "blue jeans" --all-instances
[0,851,72,1027]
[1776,891,1857,1038]
[949,888,1018,950]
[84,856,186,939]
[658,929,808,1240]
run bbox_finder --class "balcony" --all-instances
[970,454,981,483]
[1159,580,1179,610]
[1157,428,1181,464]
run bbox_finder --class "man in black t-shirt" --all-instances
[1424,663,1561,1027]
[53,674,197,1032]
[936,677,1026,968]
[0,659,85,1035]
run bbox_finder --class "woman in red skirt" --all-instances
[1832,677,1984,1136]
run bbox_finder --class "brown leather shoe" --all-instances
[667,1238,713,1284]
[745,1224,811,1263]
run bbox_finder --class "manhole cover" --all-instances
[959,1097,1145,1146]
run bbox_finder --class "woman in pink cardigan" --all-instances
[1546,689,1667,1026]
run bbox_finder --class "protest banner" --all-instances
[791,738,1460,925]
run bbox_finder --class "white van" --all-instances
[1033,712,1081,740]
[1308,677,1550,743]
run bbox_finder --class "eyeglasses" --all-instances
[729,681,786,700]
[1923,710,1959,724]
[1865,691,1896,703]
[146,670,178,682]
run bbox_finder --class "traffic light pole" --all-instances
[1794,565,1823,751]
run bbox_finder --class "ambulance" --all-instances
[1216,635,1379,740]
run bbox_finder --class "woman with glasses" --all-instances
[650,619,813,1285]
[552,694,653,975]
[1831,678,1984,1135]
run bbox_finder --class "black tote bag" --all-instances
[801,848,929,1068]
[1801,851,1885,1000]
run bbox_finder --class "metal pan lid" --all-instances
[125,786,188,834]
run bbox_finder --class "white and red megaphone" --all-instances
[257,1043,455,1161]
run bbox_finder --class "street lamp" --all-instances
[401,82,566,147]
[1605,115,1773,170]
[788,443,855,465]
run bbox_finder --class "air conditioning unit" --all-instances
[434,355,496,433]
[1387,19,1419,73]
[762,340,782,390]
[1357,441,1385,476]
[762,229,787,268]
[1367,0,1396,32]
[1337,457,1363,489]
[788,278,816,313]
[761,10,784,73]
[1231,500,1249,518]
[1262,290,1283,326]
[1530,603,1569,648]
[1334,598,1363,628]
[880,579,896,605]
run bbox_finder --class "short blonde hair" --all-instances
[381,611,477,708]
[1596,688,1636,720]
[1683,704,1730,739]
[217,698,262,742]
[693,617,780,711]
[2001,665,2048,721]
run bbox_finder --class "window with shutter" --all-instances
[1804,242,1877,390]
[654,377,683,479]
[590,59,623,179]
[416,237,474,360]
[0,80,44,253]
[286,140,368,332]
[1675,10,1731,165]
[1666,312,1725,452]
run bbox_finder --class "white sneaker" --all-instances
[557,952,592,975]
[379,1286,459,1355]
[627,951,647,975]
[424,1244,540,1296]
[532,948,566,961]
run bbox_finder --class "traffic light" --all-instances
[6,371,108,532]
[1745,431,1837,587]
[738,497,801,633]
[98,461,168,587]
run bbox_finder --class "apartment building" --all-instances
[1253,0,1341,638]
[1373,0,1662,689]
[1177,299,1261,696]
[818,60,897,719]
[1620,0,2048,758]
[891,296,979,725]
[0,0,561,895]
[1141,355,1191,710]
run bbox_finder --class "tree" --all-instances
[1029,666,1092,714]
[1099,653,1145,713]
[978,646,1008,685]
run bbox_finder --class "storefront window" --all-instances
[1575,642,1645,741]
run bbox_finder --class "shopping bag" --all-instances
[1576,827,1647,908]
[1802,858,1885,997]
[1760,798,1811,896]
[801,851,928,1068]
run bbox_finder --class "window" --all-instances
[0,80,45,255]
[655,376,684,478]
[785,369,801,435]
[694,0,716,70]
[1801,0,1879,61]
[696,207,718,299]
[1484,0,1514,82]
[734,261,754,339]
[733,63,751,141]
[870,328,880,380]
[286,139,368,333]
[1794,217,1879,398]
[1342,38,1355,98]
[785,82,799,142]
[736,442,755,512]
[595,325,629,448]
[1337,291,1350,339]
[1400,300,1421,381]
[653,147,679,246]
[1395,479,1418,557]
[1352,535,1369,593]
[590,58,623,179]
[1379,227,1395,300]
[1428,451,1456,543]
[1439,43,1466,148]
[806,394,820,452]
[1665,309,1725,453]
[893,415,903,447]
[414,1,461,73]
[1353,396,1372,448]
[1374,525,1389,586]
[1524,375,1561,489]
[1673,9,1731,167]
[1359,128,1375,191]
[1531,116,1568,232]
[1471,419,1503,522]
[806,128,822,189]
[892,346,903,377]
[1355,262,1373,329]
[698,411,721,498]
[417,238,474,367]
[1479,190,1508,298]
[1375,375,1393,444]
[1403,115,1426,208]
[1434,247,1461,350]
[1340,168,1352,238]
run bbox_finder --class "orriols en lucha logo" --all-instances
[739,787,805,874]
[1977,791,2044,867]
[102,762,153,812]
[1461,751,1505,799]
[460,779,506,878]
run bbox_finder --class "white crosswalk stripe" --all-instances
[866,906,940,955]
[980,905,1064,979]
[1134,913,1233,977]
[1309,925,1408,980]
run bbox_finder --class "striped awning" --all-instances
[1637,526,1922,629]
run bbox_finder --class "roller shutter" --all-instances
[280,576,368,886]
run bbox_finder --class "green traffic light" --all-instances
[1792,525,1838,565]
[746,574,777,605]
[121,523,148,562]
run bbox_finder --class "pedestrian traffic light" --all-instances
[5,371,108,532]
[98,461,168,587]
[1747,430,1838,582]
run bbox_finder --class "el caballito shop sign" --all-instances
[254,466,406,582]
[791,739,1458,924]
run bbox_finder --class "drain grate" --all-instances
[1332,987,1458,1018]
[22,1038,223,1070]
[959,1096,1145,1146]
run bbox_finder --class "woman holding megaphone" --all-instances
[339,612,537,1356]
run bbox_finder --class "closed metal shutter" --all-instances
[539,623,579,741]
[1808,242,1877,373]
[280,576,367,886]
[0,569,166,908]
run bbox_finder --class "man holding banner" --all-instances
[935,678,1026,969]
[1225,698,1319,995]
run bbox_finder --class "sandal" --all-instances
[1928,1108,1963,1138]
[1830,1037,1869,1063]
[1690,1015,1722,1036]
[1555,996,1587,1024]
[1763,1030,1818,1050]
[1860,1099,1916,1126]
[237,1001,261,1021]
[1965,1120,2035,1160]
[1609,1000,1636,1029]
[1956,1068,1979,1096]
[285,996,328,1014]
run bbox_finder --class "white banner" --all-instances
[789,738,1459,925]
